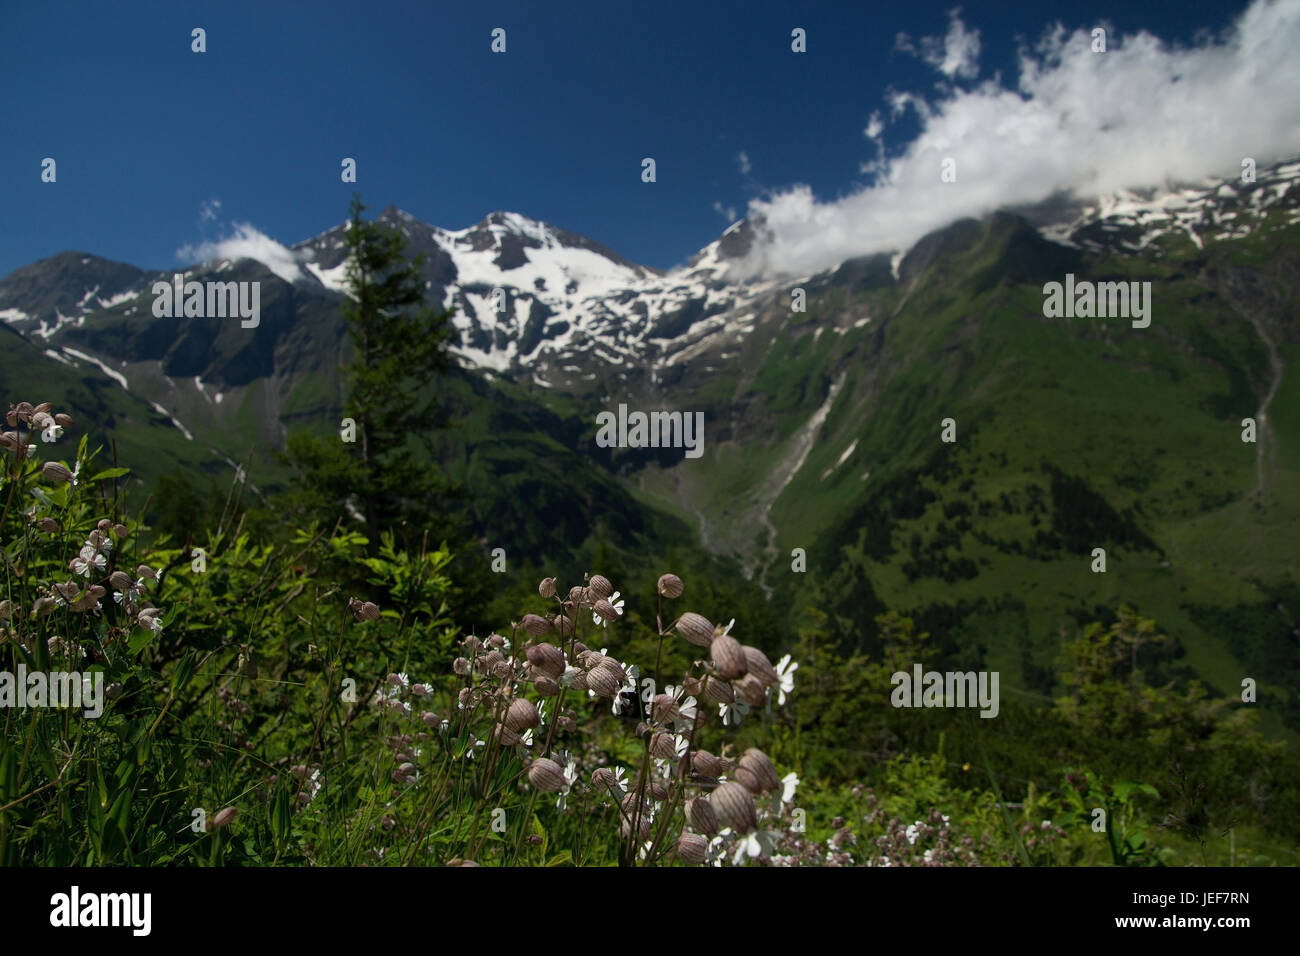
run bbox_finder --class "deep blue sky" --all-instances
[1,0,1249,276]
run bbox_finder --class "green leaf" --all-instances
[0,748,17,802]
[170,651,198,696]
[127,628,156,655]
[88,467,130,482]
[271,786,291,846]
[109,787,133,833]
[1112,780,1159,802]
[45,483,68,508]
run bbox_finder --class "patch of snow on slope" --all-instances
[43,349,74,367]
[150,402,194,440]
[61,348,128,389]
[820,438,859,480]
[96,290,138,309]
[305,259,352,295]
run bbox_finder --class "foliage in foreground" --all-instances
[1,397,1296,866]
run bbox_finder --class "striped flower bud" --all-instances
[207,807,238,832]
[587,574,614,599]
[733,673,768,707]
[591,767,620,794]
[650,693,679,723]
[621,791,647,817]
[739,748,780,793]
[520,613,551,636]
[733,765,762,794]
[691,750,723,777]
[528,758,567,793]
[657,573,684,599]
[109,571,134,591]
[650,732,678,761]
[348,597,380,621]
[538,577,557,599]
[525,643,565,679]
[710,781,758,833]
[676,831,708,865]
[533,675,560,697]
[32,403,52,416]
[591,656,625,684]
[587,664,621,698]
[593,598,618,622]
[41,462,74,484]
[702,675,734,704]
[622,815,651,842]
[685,796,719,835]
[710,635,747,679]
[675,612,714,647]
[0,599,11,622]
[54,413,75,428]
[73,585,106,611]
[742,646,779,686]
[493,725,521,747]
[504,698,540,732]
[38,518,57,533]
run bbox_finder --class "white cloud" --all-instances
[735,0,1300,279]
[177,223,304,284]
[924,8,982,80]
[712,200,737,222]
[737,151,752,175]
[864,111,885,140]
[199,198,222,223]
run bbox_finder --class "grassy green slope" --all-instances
[627,211,1299,734]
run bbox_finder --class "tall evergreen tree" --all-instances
[285,194,457,555]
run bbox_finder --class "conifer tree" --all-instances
[285,194,456,556]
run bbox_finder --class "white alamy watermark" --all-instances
[1042,274,1151,329]
[0,665,104,718]
[152,273,261,328]
[595,404,705,459]
[50,886,151,936]
[890,665,999,718]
